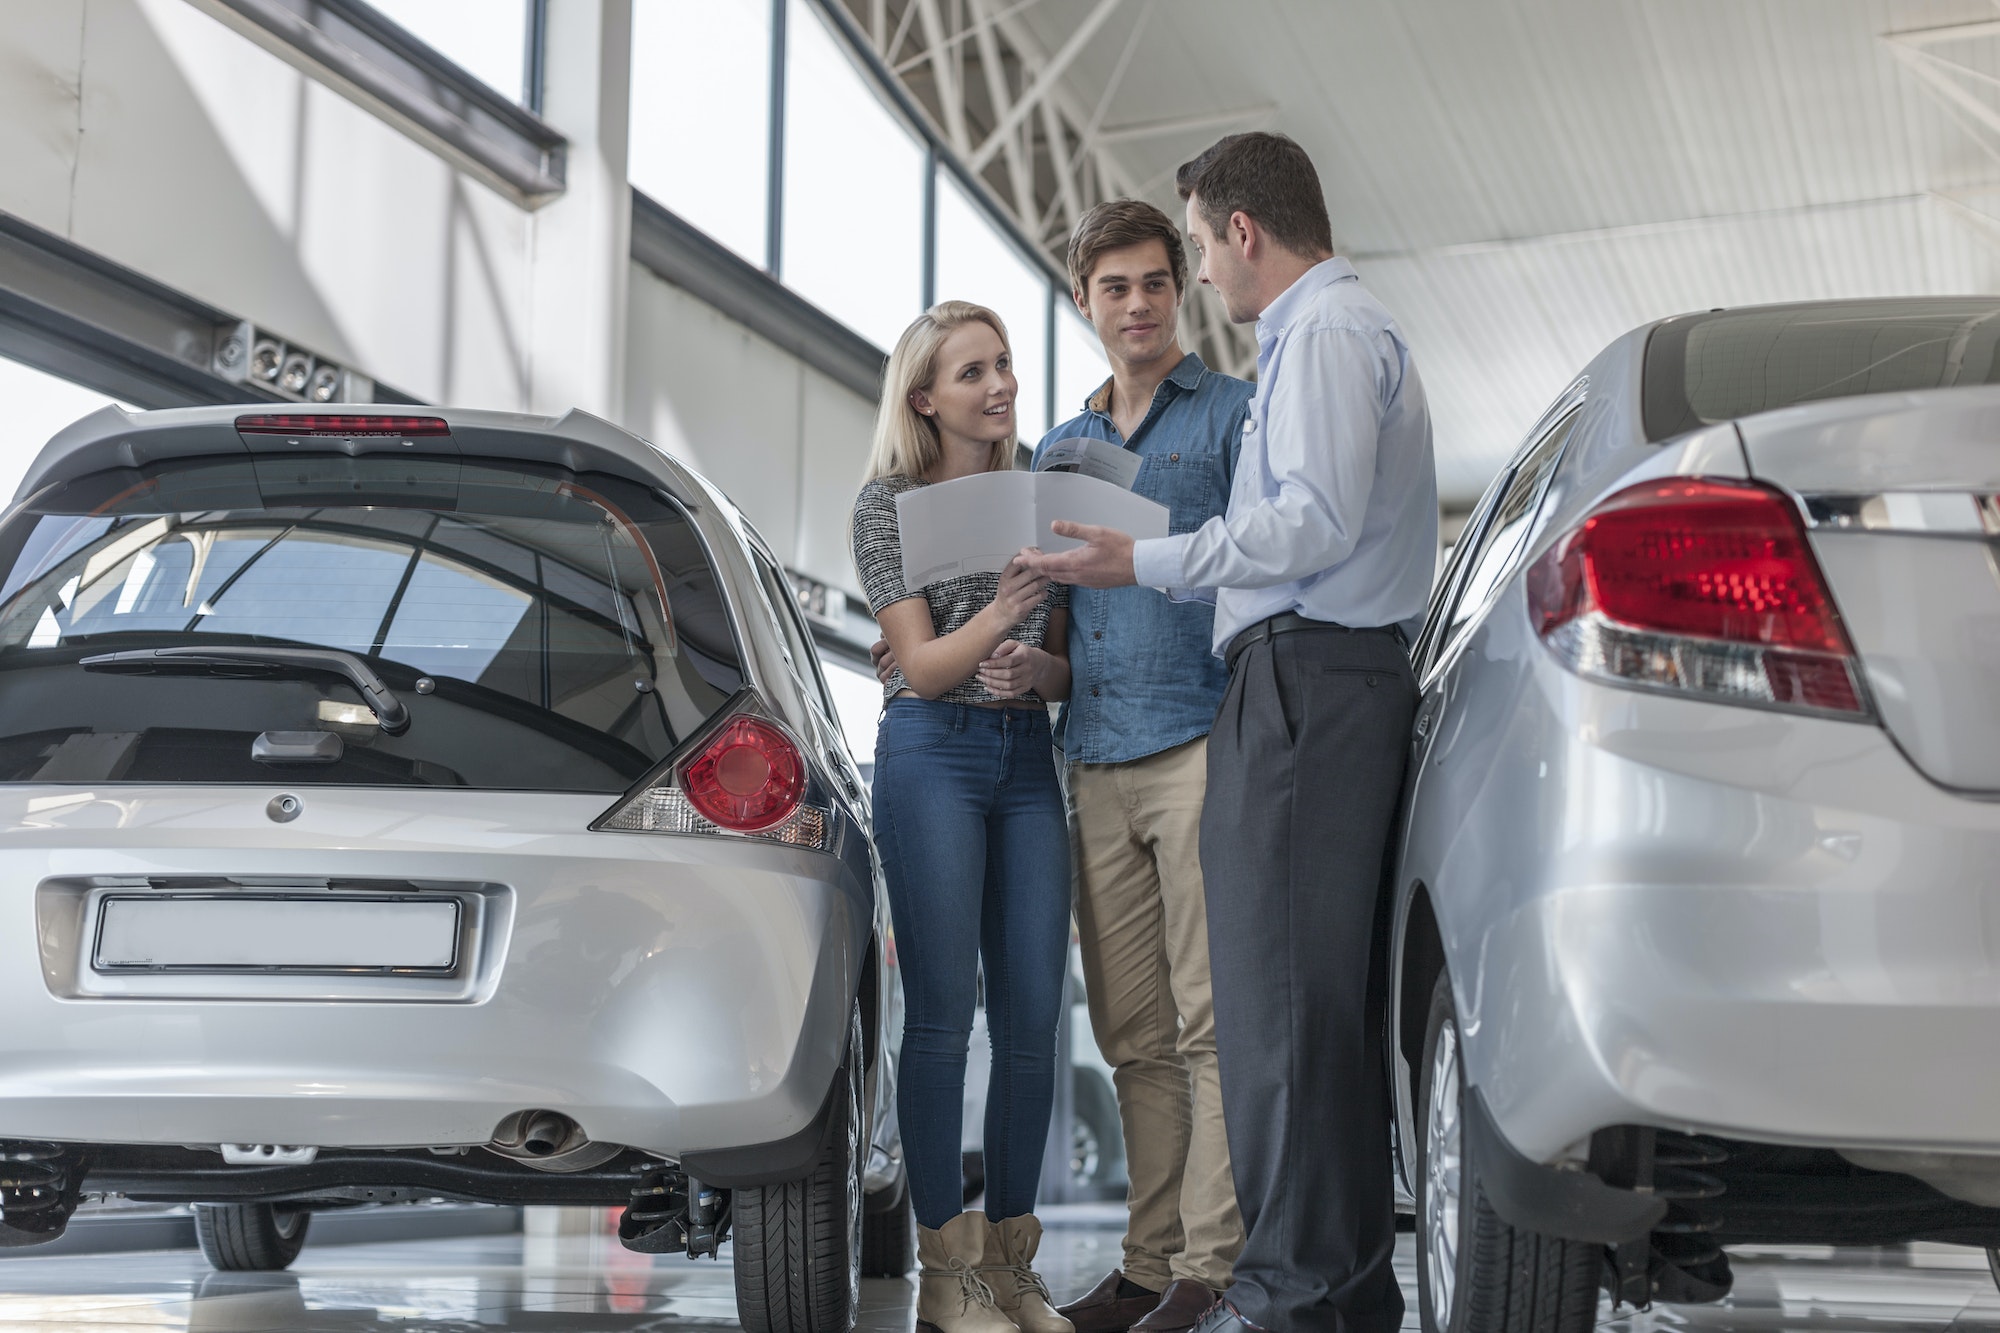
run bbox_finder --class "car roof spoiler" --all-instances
[13,404,715,512]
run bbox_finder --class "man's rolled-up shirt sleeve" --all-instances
[1140,326,1390,596]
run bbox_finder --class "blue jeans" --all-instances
[872,699,1071,1230]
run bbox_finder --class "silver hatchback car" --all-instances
[0,405,907,1331]
[1390,298,2000,1333]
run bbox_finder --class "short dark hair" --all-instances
[1067,199,1188,298]
[1175,132,1334,259]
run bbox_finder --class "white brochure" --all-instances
[896,470,1170,590]
[1034,436,1142,489]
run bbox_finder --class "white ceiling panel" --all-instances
[1005,0,2000,501]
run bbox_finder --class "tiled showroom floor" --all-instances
[1,1207,1998,1331]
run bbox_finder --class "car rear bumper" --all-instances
[1460,683,2000,1165]
[0,788,870,1160]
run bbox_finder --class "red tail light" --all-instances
[681,717,807,832]
[1527,478,1869,717]
[235,414,450,437]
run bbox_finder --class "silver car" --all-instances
[0,405,908,1330]
[1390,298,2000,1333]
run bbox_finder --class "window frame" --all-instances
[1415,380,1588,683]
[217,0,566,205]
[745,540,841,727]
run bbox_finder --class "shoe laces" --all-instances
[924,1256,1000,1313]
[978,1261,1054,1305]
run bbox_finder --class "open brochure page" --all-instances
[895,470,1169,590]
[1034,436,1142,488]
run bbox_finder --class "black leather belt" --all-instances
[1224,611,1408,673]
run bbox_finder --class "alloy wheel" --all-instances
[1071,1117,1102,1189]
[1425,1017,1463,1330]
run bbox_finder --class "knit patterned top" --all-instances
[852,474,1067,704]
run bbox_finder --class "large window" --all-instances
[780,0,926,351]
[624,0,1074,447]
[0,357,124,506]
[629,0,773,266]
[936,173,1051,444]
[1054,306,1110,428]
[367,0,532,103]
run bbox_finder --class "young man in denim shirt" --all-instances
[1043,200,1252,1333]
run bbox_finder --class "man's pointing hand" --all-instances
[1017,521,1138,589]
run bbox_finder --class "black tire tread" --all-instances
[733,1006,863,1333]
[1418,971,1599,1333]
[194,1202,309,1272]
[1460,1182,1599,1333]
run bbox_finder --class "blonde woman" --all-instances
[852,302,1073,1333]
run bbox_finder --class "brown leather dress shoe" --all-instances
[1129,1280,1223,1333]
[1057,1270,1162,1333]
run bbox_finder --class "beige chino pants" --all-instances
[1068,736,1243,1292]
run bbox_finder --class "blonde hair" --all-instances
[864,301,1017,482]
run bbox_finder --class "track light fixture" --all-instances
[211,320,375,405]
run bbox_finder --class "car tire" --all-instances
[193,1203,311,1272]
[733,1002,864,1333]
[1415,971,1598,1333]
[861,1170,914,1277]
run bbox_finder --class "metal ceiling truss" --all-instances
[1886,20,2000,171]
[831,0,1259,376]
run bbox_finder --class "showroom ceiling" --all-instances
[960,0,2000,503]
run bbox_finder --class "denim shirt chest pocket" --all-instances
[1136,448,1225,536]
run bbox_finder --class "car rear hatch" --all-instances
[0,421,748,794]
[1644,301,2000,794]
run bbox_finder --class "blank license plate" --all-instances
[94,896,461,973]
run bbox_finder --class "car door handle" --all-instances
[1414,701,1440,740]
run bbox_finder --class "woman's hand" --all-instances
[870,638,899,685]
[978,639,1046,699]
[983,558,1050,629]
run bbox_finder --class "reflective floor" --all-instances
[1,1206,1998,1331]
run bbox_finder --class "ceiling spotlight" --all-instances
[249,339,284,383]
[306,365,342,403]
[278,353,314,396]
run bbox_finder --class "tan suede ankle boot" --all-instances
[981,1215,1074,1333]
[917,1211,1018,1333]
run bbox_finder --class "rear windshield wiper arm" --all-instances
[79,647,411,734]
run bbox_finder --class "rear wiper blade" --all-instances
[79,647,411,734]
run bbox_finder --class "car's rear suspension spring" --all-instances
[1651,1132,1728,1269]
[0,1143,66,1219]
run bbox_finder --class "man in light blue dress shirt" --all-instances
[1023,133,1438,1333]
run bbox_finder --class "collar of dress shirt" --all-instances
[1254,256,1361,350]
[1083,350,1210,416]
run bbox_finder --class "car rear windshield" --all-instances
[0,454,742,791]
[1642,298,2000,441]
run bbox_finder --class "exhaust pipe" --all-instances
[486,1110,622,1173]
[518,1111,573,1158]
